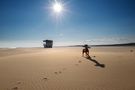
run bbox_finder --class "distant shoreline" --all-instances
[0,43,135,49]
[68,43,135,47]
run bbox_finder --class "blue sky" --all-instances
[0,0,135,47]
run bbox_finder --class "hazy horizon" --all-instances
[0,0,135,47]
[0,38,135,48]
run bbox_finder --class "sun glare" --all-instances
[53,2,63,13]
[48,0,69,22]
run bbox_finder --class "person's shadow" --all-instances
[85,56,105,68]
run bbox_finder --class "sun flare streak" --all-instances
[53,2,63,13]
[46,0,71,23]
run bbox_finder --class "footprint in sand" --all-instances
[11,81,22,90]
[54,72,58,74]
[58,71,62,74]
[93,56,96,58]
[17,81,21,85]
[42,77,48,81]
[12,86,18,90]
[130,50,134,52]
[78,60,82,63]
[54,71,62,75]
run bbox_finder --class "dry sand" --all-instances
[0,47,135,90]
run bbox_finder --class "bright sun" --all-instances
[53,2,63,13]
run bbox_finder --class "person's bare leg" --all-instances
[86,52,89,57]
[87,51,89,56]
[86,51,91,59]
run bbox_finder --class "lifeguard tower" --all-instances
[43,40,53,48]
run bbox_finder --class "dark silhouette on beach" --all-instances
[82,44,105,68]
[82,44,90,57]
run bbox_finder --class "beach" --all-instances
[0,47,135,90]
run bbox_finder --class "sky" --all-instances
[0,0,135,47]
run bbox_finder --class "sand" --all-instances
[0,47,135,90]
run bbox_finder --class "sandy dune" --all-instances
[0,47,135,90]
